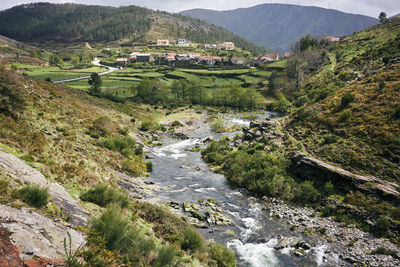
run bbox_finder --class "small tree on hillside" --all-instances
[379,12,388,23]
[88,73,102,95]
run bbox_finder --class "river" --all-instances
[145,114,328,266]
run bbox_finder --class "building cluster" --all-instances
[116,51,288,68]
[154,38,235,50]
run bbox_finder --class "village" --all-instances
[115,38,294,68]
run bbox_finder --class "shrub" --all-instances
[294,95,309,107]
[91,116,119,136]
[321,204,337,217]
[122,158,147,176]
[17,184,49,208]
[370,247,398,258]
[294,181,319,203]
[322,134,340,144]
[90,205,155,262]
[209,243,237,267]
[181,229,203,252]
[98,136,136,158]
[340,92,355,109]
[340,109,352,122]
[135,145,143,155]
[63,232,83,267]
[394,105,400,118]
[210,118,224,132]
[146,161,153,172]
[373,217,390,237]
[171,120,182,127]
[80,183,129,208]
[323,181,335,196]
[140,120,158,131]
[154,245,177,267]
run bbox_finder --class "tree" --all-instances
[379,12,387,23]
[88,73,102,95]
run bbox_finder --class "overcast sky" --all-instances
[0,0,399,17]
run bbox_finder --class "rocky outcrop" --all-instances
[0,227,23,267]
[167,199,234,228]
[0,205,85,261]
[116,171,162,199]
[0,151,88,226]
[264,197,400,266]
[241,120,283,143]
[291,152,400,199]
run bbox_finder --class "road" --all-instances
[53,58,120,84]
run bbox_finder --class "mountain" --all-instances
[0,2,268,54]
[180,4,378,52]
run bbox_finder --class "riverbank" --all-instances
[143,109,400,266]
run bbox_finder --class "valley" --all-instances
[0,2,399,267]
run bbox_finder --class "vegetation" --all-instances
[0,3,266,54]
[209,243,237,267]
[0,66,26,118]
[87,205,155,265]
[80,183,129,208]
[16,184,50,208]
[181,229,203,251]
[88,73,102,95]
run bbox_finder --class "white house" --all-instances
[175,38,190,47]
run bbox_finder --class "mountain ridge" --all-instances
[180,4,379,52]
[0,2,268,54]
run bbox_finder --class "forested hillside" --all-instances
[181,4,378,51]
[0,2,267,54]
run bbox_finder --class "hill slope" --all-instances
[285,17,400,182]
[180,4,378,52]
[0,2,268,54]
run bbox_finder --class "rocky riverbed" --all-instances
[263,198,400,266]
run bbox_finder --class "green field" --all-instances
[14,61,277,98]
[10,63,107,82]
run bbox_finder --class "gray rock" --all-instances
[275,237,291,250]
[0,205,85,261]
[0,151,88,226]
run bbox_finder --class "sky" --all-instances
[0,0,399,18]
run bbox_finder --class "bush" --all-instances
[98,136,136,158]
[181,229,203,252]
[294,181,319,203]
[140,120,158,131]
[17,184,49,208]
[323,181,335,196]
[394,105,400,118]
[340,92,355,109]
[146,161,153,172]
[80,183,129,208]
[373,217,390,237]
[91,116,119,136]
[154,245,177,267]
[171,120,182,127]
[210,118,224,132]
[90,205,155,262]
[122,158,147,176]
[209,243,237,267]
[370,247,398,258]
[340,109,352,122]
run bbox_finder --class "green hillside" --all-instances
[286,17,400,182]
[0,62,236,266]
[0,2,268,54]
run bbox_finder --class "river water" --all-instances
[145,114,327,266]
